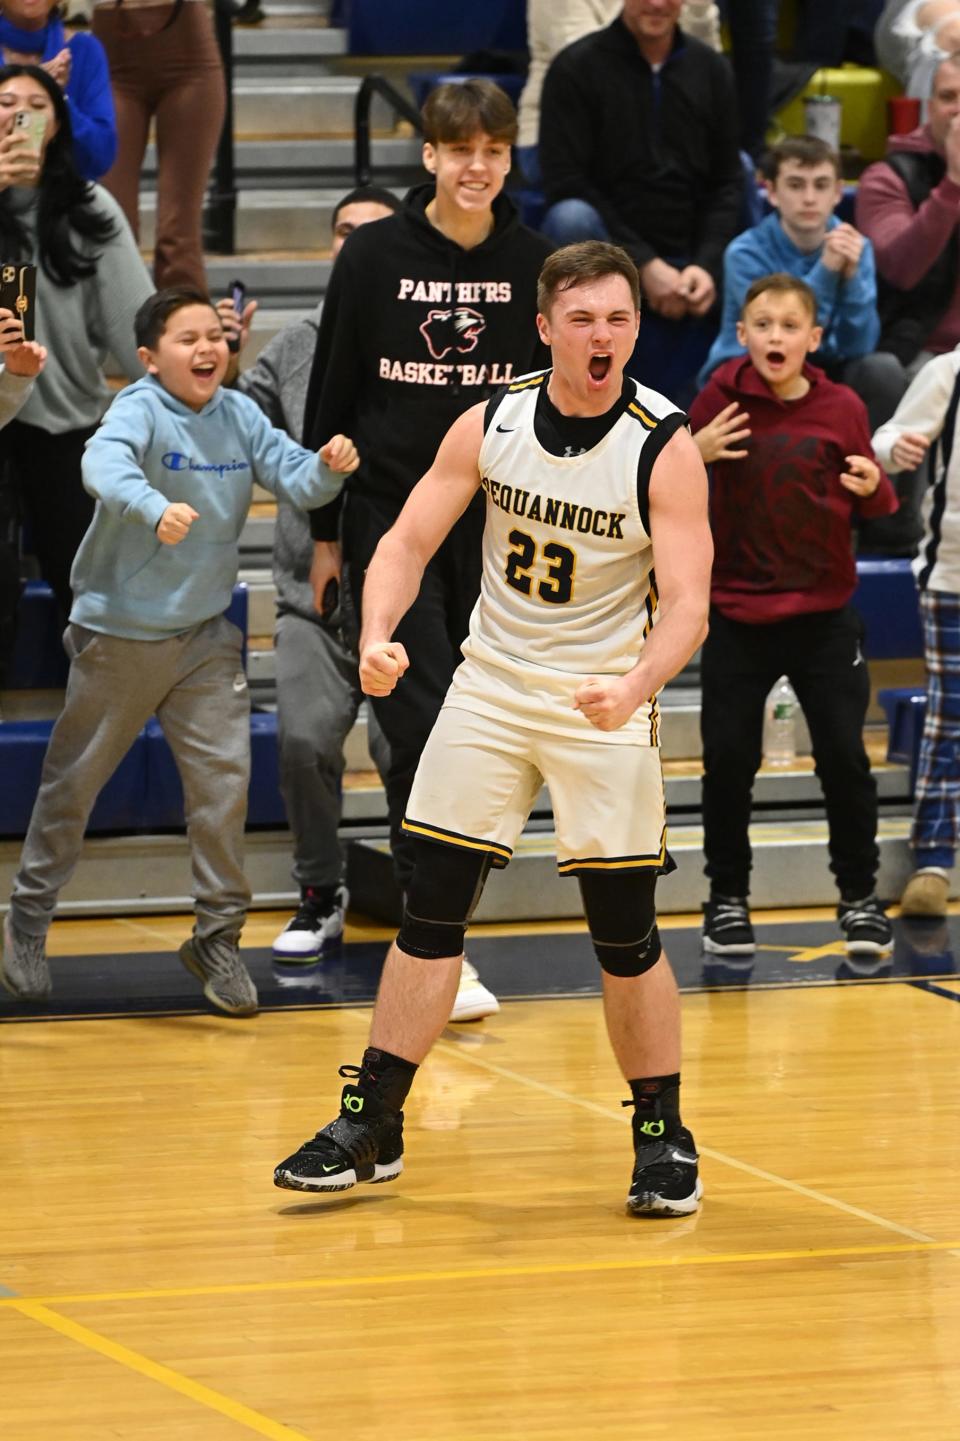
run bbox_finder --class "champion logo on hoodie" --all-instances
[162,452,251,478]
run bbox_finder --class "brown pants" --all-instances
[93,3,226,290]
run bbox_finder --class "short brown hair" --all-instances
[761,134,840,183]
[742,272,817,321]
[421,79,517,145]
[135,285,215,349]
[537,241,640,315]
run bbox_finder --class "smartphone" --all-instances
[320,578,339,620]
[13,109,46,158]
[227,278,245,354]
[0,263,37,342]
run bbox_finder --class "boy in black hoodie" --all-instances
[302,81,552,1013]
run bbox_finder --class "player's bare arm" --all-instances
[359,403,485,697]
[574,426,712,731]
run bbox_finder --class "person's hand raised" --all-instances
[692,401,751,463]
[42,48,72,90]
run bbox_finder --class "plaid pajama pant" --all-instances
[913,589,960,866]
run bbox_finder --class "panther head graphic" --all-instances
[419,306,487,360]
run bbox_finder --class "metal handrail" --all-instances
[206,0,239,256]
[354,74,423,186]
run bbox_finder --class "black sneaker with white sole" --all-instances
[837,894,892,956]
[272,884,346,964]
[701,896,755,955]
[627,1119,702,1218]
[274,1066,404,1193]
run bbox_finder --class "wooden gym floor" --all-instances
[1,907,959,1440]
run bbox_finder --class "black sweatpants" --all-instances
[343,489,485,891]
[700,605,879,901]
[1,420,99,619]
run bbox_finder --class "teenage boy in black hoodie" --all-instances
[302,80,552,1015]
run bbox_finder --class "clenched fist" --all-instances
[359,640,410,697]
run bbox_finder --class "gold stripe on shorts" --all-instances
[401,817,513,864]
[556,826,667,874]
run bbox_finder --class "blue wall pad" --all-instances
[7,580,69,689]
[877,687,927,788]
[853,559,923,659]
[0,720,148,837]
[344,0,525,55]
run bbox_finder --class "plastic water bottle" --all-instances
[763,677,798,768]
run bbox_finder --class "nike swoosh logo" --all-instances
[321,1164,339,1173]
[496,423,515,433]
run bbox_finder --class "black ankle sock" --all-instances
[358,1046,418,1112]
[628,1073,681,1131]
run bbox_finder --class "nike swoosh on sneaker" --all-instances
[321,1164,340,1172]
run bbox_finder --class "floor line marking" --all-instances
[3,1239,960,1310]
[431,1039,941,1245]
[910,979,960,1005]
[9,1299,316,1441]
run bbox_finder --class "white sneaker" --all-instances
[272,884,347,963]
[449,957,499,1022]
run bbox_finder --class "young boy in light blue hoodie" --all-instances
[0,287,357,1016]
[699,136,881,400]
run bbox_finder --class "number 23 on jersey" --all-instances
[504,528,577,605]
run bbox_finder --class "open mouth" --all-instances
[192,363,216,379]
[588,353,612,383]
[764,350,785,367]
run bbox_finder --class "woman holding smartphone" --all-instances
[0,0,116,179]
[0,63,152,621]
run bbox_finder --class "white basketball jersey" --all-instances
[449,369,685,745]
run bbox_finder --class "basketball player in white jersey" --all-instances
[274,242,713,1217]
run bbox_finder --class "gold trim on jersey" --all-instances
[401,817,513,865]
[642,570,659,639]
[627,401,659,430]
[556,826,668,874]
[507,373,548,392]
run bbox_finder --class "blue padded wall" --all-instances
[853,559,922,660]
[0,720,148,836]
[342,0,526,55]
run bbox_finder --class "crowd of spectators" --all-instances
[3,0,960,997]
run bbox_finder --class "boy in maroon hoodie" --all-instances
[688,273,899,959]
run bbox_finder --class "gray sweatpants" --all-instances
[275,609,388,890]
[10,616,252,940]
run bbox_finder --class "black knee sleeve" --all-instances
[578,869,662,976]
[397,841,492,959]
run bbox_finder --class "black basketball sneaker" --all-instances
[627,1109,702,1217]
[274,1066,404,1193]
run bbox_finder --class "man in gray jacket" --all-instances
[227,188,500,1022]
